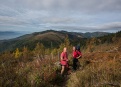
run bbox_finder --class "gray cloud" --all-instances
[1,0,121,13]
[0,0,121,32]
[97,22,121,32]
[48,22,121,32]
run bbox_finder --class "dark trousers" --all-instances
[73,58,78,70]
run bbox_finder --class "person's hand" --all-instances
[61,57,64,61]
[66,59,69,61]
[77,56,82,59]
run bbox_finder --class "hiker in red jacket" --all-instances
[60,47,68,76]
[72,46,82,70]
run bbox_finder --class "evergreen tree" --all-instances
[58,35,71,53]
[86,38,97,52]
[22,46,29,61]
[64,35,70,49]
[52,48,58,56]
[40,43,45,58]
[34,42,45,59]
[34,42,41,59]
[15,48,20,58]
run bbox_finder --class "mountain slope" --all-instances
[0,30,112,52]
[0,30,110,40]
[66,31,121,87]
[0,30,83,52]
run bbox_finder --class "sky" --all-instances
[0,0,121,33]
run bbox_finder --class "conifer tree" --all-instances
[22,46,29,61]
[34,42,41,58]
[58,35,71,53]
[86,38,97,52]
[15,48,20,58]
[64,35,70,48]
[40,43,45,58]
[52,48,58,56]
[34,42,45,59]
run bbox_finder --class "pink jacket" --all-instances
[60,52,68,66]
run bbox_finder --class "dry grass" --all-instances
[0,53,61,87]
[1,36,121,87]
[67,46,121,87]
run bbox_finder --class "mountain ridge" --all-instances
[0,30,110,40]
[0,30,83,52]
[0,30,111,52]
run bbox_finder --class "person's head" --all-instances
[63,47,67,52]
[76,46,80,51]
[73,46,76,51]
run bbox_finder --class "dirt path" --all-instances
[57,66,84,87]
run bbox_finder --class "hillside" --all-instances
[0,30,121,87]
[0,30,110,40]
[0,30,84,52]
[66,31,121,87]
[67,50,121,87]
[0,30,111,52]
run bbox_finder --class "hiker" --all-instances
[72,46,82,71]
[60,47,68,76]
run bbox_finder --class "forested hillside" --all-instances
[0,30,110,53]
[0,30,84,52]
[0,31,121,87]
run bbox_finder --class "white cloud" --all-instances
[0,0,121,32]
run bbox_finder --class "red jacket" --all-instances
[73,50,82,59]
[60,52,68,66]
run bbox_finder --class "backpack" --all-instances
[76,46,80,52]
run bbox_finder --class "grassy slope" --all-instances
[0,31,121,87]
[66,42,121,87]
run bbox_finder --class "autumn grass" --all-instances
[0,34,121,87]
[0,53,62,87]
[1,49,121,87]
[67,51,121,87]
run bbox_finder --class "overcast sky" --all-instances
[0,0,121,33]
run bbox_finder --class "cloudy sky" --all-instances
[0,0,121,33]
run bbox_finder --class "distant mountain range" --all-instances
[0,31,27,40]
[80,32,111,38]
[0,30,110,40]
[0,30,111,52]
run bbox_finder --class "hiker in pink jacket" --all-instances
[60,47,68,76]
